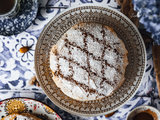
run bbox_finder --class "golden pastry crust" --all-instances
[2,113,42,120]
[50,22,128,101]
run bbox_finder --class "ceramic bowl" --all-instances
[126,105,160,120]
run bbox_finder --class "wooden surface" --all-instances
[117,0,139,27]
[152,45,160,97]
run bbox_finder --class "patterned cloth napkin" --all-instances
[117,0,152,47]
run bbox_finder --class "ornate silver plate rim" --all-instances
[35,4,146,116]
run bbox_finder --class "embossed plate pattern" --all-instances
[35,4,146,116]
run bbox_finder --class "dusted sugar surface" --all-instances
[50,23,128,101]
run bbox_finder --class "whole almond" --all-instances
[19,46,30,53]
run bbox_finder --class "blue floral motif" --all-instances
[0,32,38,90]
[27,0,71,38]
[95,0,103,2]
[80,0,93,3]
[15,37,35,62]
[69,0,119,11]
[133,0,160,45]
[1,33,37,69]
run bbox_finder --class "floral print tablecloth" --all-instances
[0,0,159,120]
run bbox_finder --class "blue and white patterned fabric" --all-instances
[0,0,159,120]
[133,0,160,45]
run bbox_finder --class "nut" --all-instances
[19,46,30,53]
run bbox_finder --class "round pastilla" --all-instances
[50,22,128,101]
[35,4,146,116]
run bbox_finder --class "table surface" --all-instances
[0,0,159,120]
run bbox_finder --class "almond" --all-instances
[19,46,30,53]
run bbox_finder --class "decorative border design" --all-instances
[35,5,146,116]
[0,98,62,120]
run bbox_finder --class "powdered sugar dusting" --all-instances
[103,48,118,66]
[89,57,102,76]
[87,35,103,58]
[59,58,72,77]
[50,23,128,101]
[65,28,85,49]
[72,65,88,83]
[104,66,117,81]
[70,46,87,67]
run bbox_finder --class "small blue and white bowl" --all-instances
[0,0,38,36]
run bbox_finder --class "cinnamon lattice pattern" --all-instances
[50,23,128,101]
[53,23,126,100]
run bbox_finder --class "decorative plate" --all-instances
[35,4,146,116]
[0,0,38,36]
[0,98,62,120]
